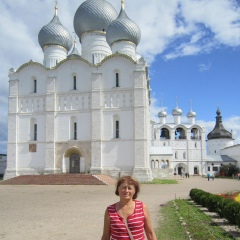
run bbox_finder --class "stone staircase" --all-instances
[0,174,111,185]
[95,174,116,185]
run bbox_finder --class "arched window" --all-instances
[160,128,170,139]
[70,116,77,140]
[33,79,37,93]
[73,76,77,90]
[156,160,159,168]
[30,118,37,141]
[116,72,119,87]
[191,128,199,139]
[151,160,155,169]
[113,114,120,138]
[175,128,186,139]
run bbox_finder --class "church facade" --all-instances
[5,0,152,181]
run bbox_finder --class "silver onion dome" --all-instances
[38,14,73,51]
[106,4,141,46]
[74,0,118,39]
[172,107,182,116]
[187,110,196,118]
[158,109,167,118]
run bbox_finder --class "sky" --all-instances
[0,0,240,154]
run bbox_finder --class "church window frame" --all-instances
[113,114,120,139]
[70,116,77,140]
[116,72,119,87]
[73,76,77,90]
[33,79,37,93]
[30,118,37,141]
[34,124,37,141]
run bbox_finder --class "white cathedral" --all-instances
[4,0,239,181]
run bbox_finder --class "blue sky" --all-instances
[0,0,240,153]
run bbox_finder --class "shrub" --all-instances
[189,188,240,228]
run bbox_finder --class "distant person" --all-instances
[207,173,210,181]
[101,176,157,240]
[238,172,240,181]
[212,173,214,181]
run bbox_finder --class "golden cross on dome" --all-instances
[55,0,58,16]
[121,0,125,10]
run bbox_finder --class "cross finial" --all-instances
[176,96,178,108]
[190,99,193,111]
[73,32,77,47]
[55,0,58,16]
[121,0,125,10]
[161,98,164,108]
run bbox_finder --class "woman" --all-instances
[101,176,157,240]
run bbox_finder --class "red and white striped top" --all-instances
[107,200,145,240]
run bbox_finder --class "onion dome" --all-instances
[187,110,196,118]
[172,107,182,116]
[74,0,118,39]
[158,109,167,118]
[38,3,72,51]
[106,1,141,46]
[207,108,232,140]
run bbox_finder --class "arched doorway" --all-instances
[69,153,80,174]
[63,147,85,174]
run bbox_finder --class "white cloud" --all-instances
[198,62,211,72]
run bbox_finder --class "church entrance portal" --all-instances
[69,153,80,174]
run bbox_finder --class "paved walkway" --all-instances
[0,177,239,240]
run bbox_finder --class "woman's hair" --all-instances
[115,176,140,199]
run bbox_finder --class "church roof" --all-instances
[207,108,232,140]
[106,2,141,46]
[207,155,237,163]
[38,4,72,51]
[73,0,118,39]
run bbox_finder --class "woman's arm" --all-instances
[143,203,157,240]
[101,208,111,240]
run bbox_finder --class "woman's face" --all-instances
[118,182,136,200]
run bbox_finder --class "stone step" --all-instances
[94,174,117,185]
[0,174,107,185]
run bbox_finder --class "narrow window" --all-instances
[92,54,95,64]
[116,73,119,87]
[116,121,119,138]
[34,124,37,141]
[73,76,77,90]
[34,79,37,93]
[74,122,77,140]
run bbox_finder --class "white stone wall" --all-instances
[208,139,234,155]
[221,144,240,167]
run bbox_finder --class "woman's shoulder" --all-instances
[107,202,117,210]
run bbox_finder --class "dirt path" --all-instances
[0,177,239,240]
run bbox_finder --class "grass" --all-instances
[143,179,178,184]
[156,199,234,240]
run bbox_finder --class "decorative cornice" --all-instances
[16,60,46,72]
[98,52,137,66]
[16,53,137,72]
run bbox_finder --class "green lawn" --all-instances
[156,199,234,240]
